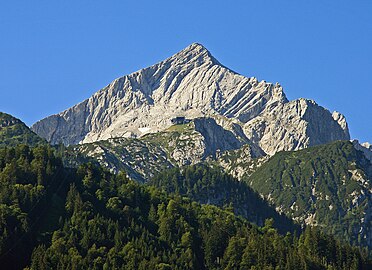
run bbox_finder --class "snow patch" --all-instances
[138,127,151,133]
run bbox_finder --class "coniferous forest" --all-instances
[0,144,370,269]
[150,164,299,234]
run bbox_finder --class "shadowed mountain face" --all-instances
[149,164,299,234]
[31,43,349,157]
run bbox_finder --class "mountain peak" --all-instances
[184,42,209,53]
[31,44,350,151]
[170,42,220,66]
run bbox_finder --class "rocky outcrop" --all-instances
[353,140,372,164]
[194,118,247,156]
[243,99,350,155]
[332,111,349,138]
[216,145,268,180]
[0,113,22,128]
[72,137,174,182]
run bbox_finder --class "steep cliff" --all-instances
[243,99,350,155]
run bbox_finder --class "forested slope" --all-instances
[150,164,298,234]
[246,141,372,247]
[0,145,370,269]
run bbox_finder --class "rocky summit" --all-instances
[31,43,350,156]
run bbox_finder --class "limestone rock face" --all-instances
[243,99,350,155]
[31,43,287,146]
[362,142,372,149]
[31,43,350,156]
[332,111,349,138]
[353,140,372,163]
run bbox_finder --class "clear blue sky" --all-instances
[0,1,371,142]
